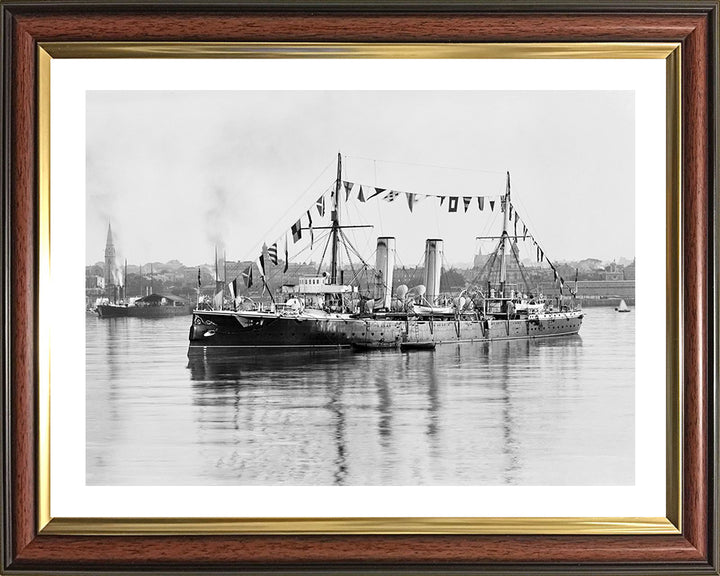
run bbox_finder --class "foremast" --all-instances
[330,152,343,284]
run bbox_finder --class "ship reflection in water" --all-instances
[86,307,634,486]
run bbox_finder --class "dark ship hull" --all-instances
[98,304,193,318]
[188,309,583,352]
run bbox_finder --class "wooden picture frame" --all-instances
[1,1,717,573]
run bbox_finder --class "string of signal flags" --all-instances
[209,179,571,298]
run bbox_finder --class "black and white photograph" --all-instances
[85,89,635,487]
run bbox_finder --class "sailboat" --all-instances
[188,154,583,352]
[615,299,631,313]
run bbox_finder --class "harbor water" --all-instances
[86,307,634,485]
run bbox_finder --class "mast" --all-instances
[330,152,343,284]
[214,246,220,310]
[123,259,127,302]
[499,171,511,295]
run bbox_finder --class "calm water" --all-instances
[86,307,634,486]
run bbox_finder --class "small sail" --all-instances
[616,299,630,312]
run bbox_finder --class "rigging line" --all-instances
[349,181,504,201]
[392,252,411,286]
[261,230,330,286]
[473,242,500,286]
[393,251,408,271]
[473,209,503,273]
[347,155,506,176]
[362,266,376,296]
[339,231,359,285]
[478,205,501,238]
[237,159,336,263]
[242,178,335,266]
[347,265,368,291]
[347,195,374,263]
[509,240,531,294]
[516,211,553,274]
[316,230,333,276]
[400,254,425,288]
[340,228,372,269]
[373,160,385,237]
[509,189,551,263]
[518,258,532,295]
[308,228,333,261]
[280,229,331,270]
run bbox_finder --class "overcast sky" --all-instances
[86,90,634,268]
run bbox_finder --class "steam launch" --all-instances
[189,154,583,351]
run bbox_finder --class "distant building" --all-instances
[623,259,636,280]
[104,222,116,295]
[473,246,490,269]
[86,275,105,290]
[604,261,624,281]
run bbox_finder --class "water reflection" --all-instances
[183,335,586,485]
[87,311,633,486]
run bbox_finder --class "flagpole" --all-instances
[574,267,579,306]
[499,171,511,296]
[196,267,201,309]
[261,275,276,307]
[214,245,219,310]
[284,234,289,275]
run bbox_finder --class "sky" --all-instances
[86,90,634,268]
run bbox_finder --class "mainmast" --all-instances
[499,171,511,295]
[330,152,343,284]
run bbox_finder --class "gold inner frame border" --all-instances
[36,41,682,536]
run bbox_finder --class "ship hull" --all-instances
[188,310,583,351]
[98,304,193,318]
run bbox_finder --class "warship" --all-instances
[188,154,583,351]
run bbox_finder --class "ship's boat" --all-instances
[615,299,631,313]
[98,293,192,318]
[189,154,584,353]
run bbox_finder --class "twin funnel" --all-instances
[374,237,396,310]
[423,239,443,305]
[374,237,443,308]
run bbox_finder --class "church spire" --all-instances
[104,221,116,290]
